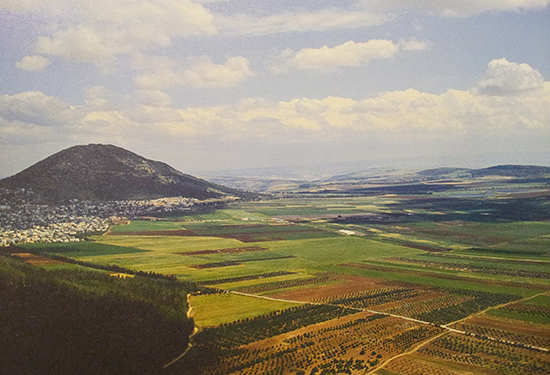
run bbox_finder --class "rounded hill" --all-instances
[0,144,253,203]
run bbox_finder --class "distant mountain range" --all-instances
[2,144,548,200]
[203,164,550,193]
[417,165,550,178]
[0,144,255,203]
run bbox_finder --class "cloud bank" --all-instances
[2,60,547,147]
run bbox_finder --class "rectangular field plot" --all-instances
[450,313,550,351]
[190,293,301,327]
[265,236,421,264]
[264,275,389,301]
[231,272,347,296]
[487,299,550,326]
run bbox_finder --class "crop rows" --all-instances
[466,247,549,257]
[182,314,443,375]
[384,355,458,375]
[453,323,550,350]
[418,333,550,375]
[237,273,345,294]
[198,271,297,286]
[500,303,550,318]
[194,304,356,348]
[382,326,442,352]
[321,288,421,310]
[312,287,399,304]
[388,292,476,319]
[387,257,550,279]
[416,290,519,325]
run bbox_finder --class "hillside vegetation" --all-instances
[0,255,195,375]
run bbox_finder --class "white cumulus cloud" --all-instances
[474,58,545,96]
[15,55,51,71]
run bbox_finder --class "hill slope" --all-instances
[0,144,253,203]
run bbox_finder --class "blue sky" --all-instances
[1,0,549,177]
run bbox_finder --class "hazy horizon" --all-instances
[1,1,549,178]
[2,141,549,182]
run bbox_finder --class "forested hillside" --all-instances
[0,255,195,375]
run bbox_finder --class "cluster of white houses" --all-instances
[1,218,111,246]
[0,196,205,247]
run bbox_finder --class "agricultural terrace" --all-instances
[17,195,550,375]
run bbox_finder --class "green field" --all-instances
[190,293,300,327]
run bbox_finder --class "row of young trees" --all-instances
[387,257,550,279]
[422,333,550,375]
[198,270,297,286]
[195,304,356,349]
[417,290,519,325]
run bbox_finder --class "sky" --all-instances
[1,0,549,178]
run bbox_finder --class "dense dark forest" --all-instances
[0,255,195,375]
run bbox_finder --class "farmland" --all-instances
[10,176,550,375]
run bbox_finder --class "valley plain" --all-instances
[9,169,550,375]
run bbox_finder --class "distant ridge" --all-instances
[417,165,550,178]
[0,144,255,203]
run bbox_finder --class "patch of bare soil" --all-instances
[11,253,66,266]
